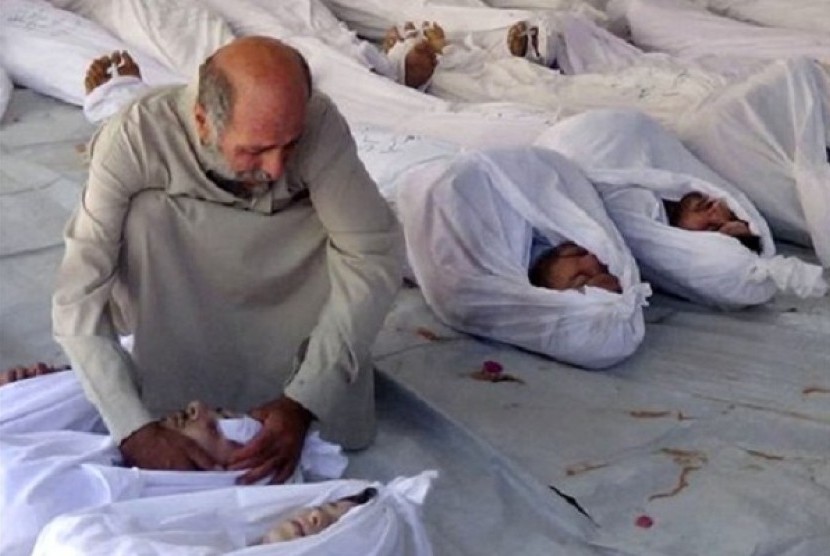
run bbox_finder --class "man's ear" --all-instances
[194,102,210,145]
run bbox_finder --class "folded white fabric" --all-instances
[32,471,437,556]
[0,65,12,121]
[0,0,181,107]
[537,109,828,307]
[397,145,649,368]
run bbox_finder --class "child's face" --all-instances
[160,401,240,465]
[676,192,751,237]
[539,242,622,293]
[263,499,359,542]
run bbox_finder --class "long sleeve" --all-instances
[283,97,404,427]
[52,116,155,442]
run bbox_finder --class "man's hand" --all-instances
[228,396,313,485]
[119,421,219,471]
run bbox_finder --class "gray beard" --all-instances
[201,139,274,199]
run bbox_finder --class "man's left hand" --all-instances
[228,395,313,485]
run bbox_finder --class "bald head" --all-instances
[197,37,311,135]
[213,36,311,99]
[195,37,313,188]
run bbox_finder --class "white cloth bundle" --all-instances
[0,0,181,107]
[610,0,830,75]
[0,371,349,556]
[49,0,236,80]
[536,109,828,307]
[32,472,436,556]
[397,146,649,369]
[678,58,830,266]
[0,65,12,121]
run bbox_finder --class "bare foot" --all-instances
[112,50,141,79]
[0,362,70,387]
[382,26,404,54]
[507,21,539,59]
[404,39,438,89]
[84,50,142,94]
[422,21,447,54]
[382,21,418,53]
[85,54,113,94]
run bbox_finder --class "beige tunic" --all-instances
[52,82,403,448]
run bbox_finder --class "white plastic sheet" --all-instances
[396,146,649,368]
[536,109,828,306]
[33,472,436,556]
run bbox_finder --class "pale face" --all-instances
[196,89,307,193]
[262,499,358,543]
[538,242,622,293]
[160,401,240,465]
[675,192,751,238]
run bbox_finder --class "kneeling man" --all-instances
[52,36,403,484]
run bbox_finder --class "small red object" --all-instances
[635,515,654,529]
[482,360,503,374]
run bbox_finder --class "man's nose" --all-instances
[258,149,287,181]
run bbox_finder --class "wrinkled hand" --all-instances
[120,421,219,471]
[228,396,313,485]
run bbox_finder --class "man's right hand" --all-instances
[119,421,219,471]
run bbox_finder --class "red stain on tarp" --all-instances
[470,360,524,384]
[482,360,503,375]
[635,515,654,529]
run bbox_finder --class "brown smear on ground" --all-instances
[803,386,830,396]
[629,410,672,419]
[415,327,445,342]
[566,461,610,476]
[648,448,708,501]
[745,449,785,461]
[628,410,695,421]
[469,369,525,384]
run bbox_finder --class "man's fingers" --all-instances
[236,458,279,485]
[228,429,273,464]
[269,456,299,485]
